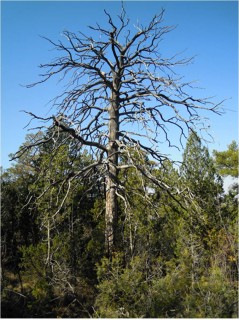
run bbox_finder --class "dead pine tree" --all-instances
[13,6,223,257]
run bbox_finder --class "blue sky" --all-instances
[1,0,238,169]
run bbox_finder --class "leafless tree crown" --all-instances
[13,6,223,255]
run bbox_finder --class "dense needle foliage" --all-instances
[1,133,238,318]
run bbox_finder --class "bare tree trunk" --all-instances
[105,165,117,255]
[105,88,119,256]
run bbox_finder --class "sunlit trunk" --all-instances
[105,88,119,256]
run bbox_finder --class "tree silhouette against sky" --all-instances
[13,5,223,256]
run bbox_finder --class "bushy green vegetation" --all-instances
[1,133,238,318]
[213,140,238,178]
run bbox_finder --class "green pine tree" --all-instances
[213,140,238,177]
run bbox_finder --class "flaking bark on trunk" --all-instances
[105,83,119,256]
[105,161,117,255]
